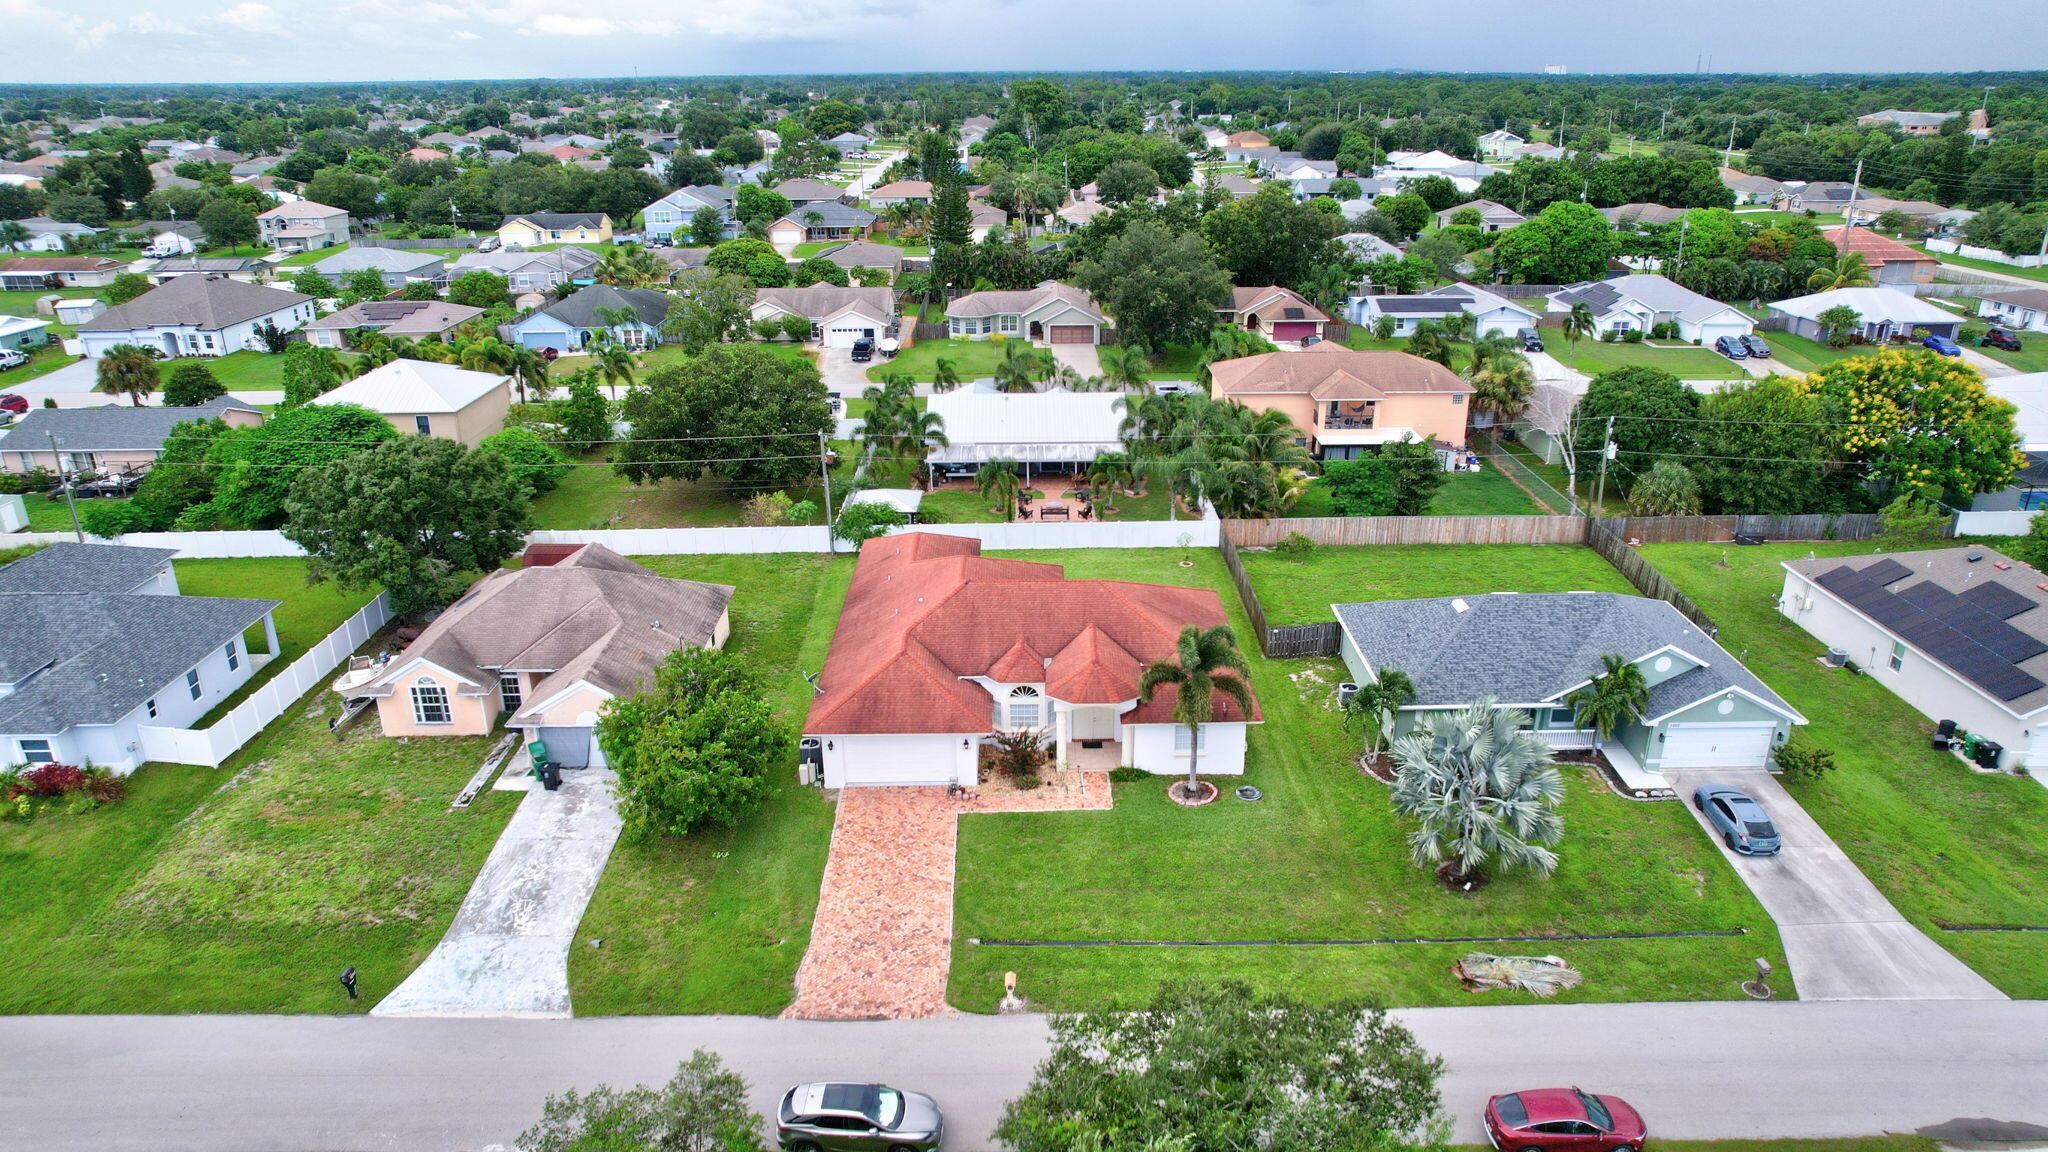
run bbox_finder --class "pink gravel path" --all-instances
[783,771,1110,1020]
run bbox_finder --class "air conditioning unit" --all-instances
[1822,648,1848,668]
[1337,682,1361,708]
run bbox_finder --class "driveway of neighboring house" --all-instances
[373,767,624,1019]
[1959,347,2015,378]
[1047,341,1101,379]
[1661,769,2005,1002]
[784,772,1111,1021]
[1521,349,1591,394]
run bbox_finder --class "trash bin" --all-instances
[540,762,562,791]
[1961,732,1981,759]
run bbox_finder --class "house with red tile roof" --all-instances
[1822,226,1937,285]
[804,533,1259,788]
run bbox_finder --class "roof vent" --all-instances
[1451,598,1470,614]
[1967,551,1984,563]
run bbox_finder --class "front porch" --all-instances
[1058,737,1123,772]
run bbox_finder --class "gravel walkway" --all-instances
[784,771,1111,1021]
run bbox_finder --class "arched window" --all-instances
[1007,685,1042,729]
[411,677,452,725]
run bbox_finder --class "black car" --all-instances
[850,338,874,362]
[1739,333,1773,358]
[1519,328,1545,352]
[1983,327,2023,352]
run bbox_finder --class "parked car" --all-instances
[1739,334,1772,358]
[0,350,28,372]
[1519,328,1545,352]
[1923,334,1962,357]
[1713,336,1749,359]
[776,1083,942,1152]
[0,391,27,413]
[1485,1088,1647,1152]
[1982,327,2023,352]
[850,337,875,363]
[475,236,500,253]
[1693,785,1782,856]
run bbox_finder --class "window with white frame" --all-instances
[1889,640,1906,671]
[1171,726,1208,753]
[412,678,452,725]
[185,668,201,700]
[223,640,238,672]
[1007,685,1042,728]
[999,314,1020,334]
[18,738,53,764]
[1548,707,1576,728]
[499,673,522,713]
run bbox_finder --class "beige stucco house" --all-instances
[497,212,612,248]
[1209,344,1473,461]
[343,545,734,767]
[308,359,511,446]
[1,397,263,475]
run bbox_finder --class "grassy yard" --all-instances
[529,447,856,530]
[867,338,1009,383]
[568,553,850,1014]
[547,341,813,378]
[1288,468,1541,519]
[0,558,516,1013]
[175,557,381,725]
[1762,332,1882,376]
[920,481,1179,524]
[951,547,1791,1012]
[158,349,359,390]
[1239,541,1631,625]
[1973,340,2048,374]
[1915,245,2048,284]
[1640,542,2048,998]
[0,286,101,316]
[1569,340,1750,381]
[0,341,81,386]
[21,492,101,533]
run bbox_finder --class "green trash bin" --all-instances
[528,740,549,778]
[1960,732,1980,759]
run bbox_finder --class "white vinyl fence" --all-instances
[1953,509,2041,537]
[135,593,393,767]
[1925,238,2045,269]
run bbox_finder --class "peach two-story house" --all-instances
[1208,344,1473,461]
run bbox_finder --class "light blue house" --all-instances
[642,185,737,242]
[1334,591,1803,778]
[507,284,669,353]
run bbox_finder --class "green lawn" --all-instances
[161,349,358,390]
[1288,468,1541,519]
[1570,340,1750,381]
[1728,211,1848,228]
[0,558,516,1013]
[175,557,381,725]
[951,547,1791,1012]
[1640,542,2048,998]
[1,286,100,316]
[867,338,1010,383]
[1761,332,1881,376]
[569,553,849,1014]
[21,492,99,533]
[547,341,812,378]
[274,244,346,268]
[1973,340,2048,374]
[920,481,1179,524]
[530,446,856,530]
[0,341,81,386]
[1239,542,1631,625]
[1916,245,2048,283]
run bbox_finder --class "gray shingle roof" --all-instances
[0,543,175,597]
[534,285,669,329]
[0,398,260,454]
[0,591,278,731]
[1334,592,1798,719]
[81,275,309,333]
[1552,274,1736,325]
[311,249,446,276]
[778,201,878,229]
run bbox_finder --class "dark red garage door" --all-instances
[1048,325,1094,344]
[1273,322,1319,340]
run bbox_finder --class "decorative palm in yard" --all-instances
[94,344,160,407]
[1097,343,1150,393]
[1566,653,1651,753]
[1086,450,1136,512]
[1561,301,1597,375]
[1342,667,1416,758]
[1389,698,1566,884]
[457,334,514,374]
[1405,318,1458,370]
[593,343,637,391]
[993,341,1037,393]
[506,344,552,403]
[1468,346,1535,427]
[1806,251,1873,292]
[975,457,1024,520]
[931,356,961,392]
[1138,624,1255,801]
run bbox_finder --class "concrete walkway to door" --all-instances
[373,768,623,1018]
[1663,769,2004,1002]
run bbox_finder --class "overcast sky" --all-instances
[7,0,2047,85]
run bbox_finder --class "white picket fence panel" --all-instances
[135,593,392,767]
[526,525,830,554]
[1953,509,2040,537]
[1924,239,2045,269]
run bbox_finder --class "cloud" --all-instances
[452,29,480,39]
[213,2,289,34]
[127,11,195,34]
[0,0,115,48]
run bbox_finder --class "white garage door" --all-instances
[1660,723,1775,769]
[823,323,877,348]
[535,726,594,768]
[1695,320,1751,345]
[835,736,960,787]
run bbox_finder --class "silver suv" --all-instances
[776,1082,943,1152]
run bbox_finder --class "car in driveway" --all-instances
[1922,334,1962,357]
[1740,334,1773,358]
[1693,784,1782,856]
[0,350,29,372]
[1713,335,1749,359]
[1982,327,2023,352]
[1485,1088,1647,1152]
[851,337,874,363]
[777,1082,942,1152]
[1519,328,1545,352]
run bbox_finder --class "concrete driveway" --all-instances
[1048,342,1101,379]
[1662,769,2004,1002]
[1522,349,1590,394]
[815,345,872,399]
[372,767,623,1019]
[1960,346,2016,378]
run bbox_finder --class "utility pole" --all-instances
[49,433,81,543]
[1723,119,1738,168]
[1846,157,1864,227]
[817,430,835,554]
[1594,416,1617,514]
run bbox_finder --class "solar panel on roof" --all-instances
[1962,582,2036,620]
[1977,664,2045,702]
[1857,558,1912,586]
[1898,582,1952,610]
[1282,307,1305,319]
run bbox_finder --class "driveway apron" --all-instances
[784,774,1111,1021]
[1662,769,2004,1001]
[373,768,623,1019]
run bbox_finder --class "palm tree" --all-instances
[95,344,159,407]
[351,343,399,375]
[993,341,1037,393]
[975,457,1023,520]
[1468,349,1535,428]
[457,335,514,374]
[0,220,31,253]
[1806,251,1873,292]
[898,407,950,472]
[1561,301,1597,375]
[1406,319,1458,370]
[1086,450,1136,512]
[1097,343,1151,393]
[1136,624,1256,798]
[594,343,637,391]
[1565,653,1651,754]
[507,344,553,404]
[931,356,961,392]
[1389,698,1566,884]
[1341,668,1416,758]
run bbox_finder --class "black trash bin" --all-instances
[541,762,563,791]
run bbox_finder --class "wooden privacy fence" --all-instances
[1226,515,1588,547]
[1218,530,1342,658]
[1594,514,1882,544]
[357,236,481,250]
[1585,524,1719,636]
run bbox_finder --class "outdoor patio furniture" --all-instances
[1040,502,1069,520]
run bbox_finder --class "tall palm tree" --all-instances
[1565,653,1651,754]
[1389,698,1566,884]
[506,344,553,404]
[931,356,961,392]
[593,342,637,391]
[1137,624,1256,798]
[1806,251,1873,292]
[1086,450,1136,512]
[975,457,1024,520]
[993,341,1037,393]
[457,335,514,374]
[95,344,159,407]
[1468,349,1535,428]
[1406,319,1458,370]
[898,406,950,473]
[1342,667,1416,758]
[1561,301,1597,376]
[1097,343,1151,393]
[351,342,399,376]
[594,246,638,287]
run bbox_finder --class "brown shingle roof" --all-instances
[1226,286,1331,323]
[1209,346,1472,398]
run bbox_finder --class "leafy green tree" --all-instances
[1808,348,2019,500]
[832,500,907,547]
[291,270,336,299]
[1571,366,1699,490]
[196,199,258,252]
[995,980,1445,1152]
[598,647,787,838]
[688,206,726,247]
[1093,159,1160,205]
[615,345,832,490]
[344,268,388,300]
[793,256,849,287]
[661,269,756,352]
[399,280,442,302]
[930,179,972,250]
[516,1049,768,1152]
[705,237,791,287]
[279,342,345,407]
[94,345,159,406]
[1390,699,1565,883]
[1690,377,1829,514]
[1566,653,1652,754]
[1073,220,1232,354]
[1491,201,1615,283]
[1381,437,1449,515]
[447,269,510,309]
[208,402,397,527]
[1378,191,1431,237]
[282,435,531,616]
[1806,251,1873,292]
[1321,454,1399,515]
[1200,184,1342,290]
[559,372,614,450]
[162,361,225,407]
[733,184,792,231]
[479,426,571,495]
[104,272,152,306]
[1136,624,1255,797]
[127,417,228,530]
[1625,459,1703,516]
[1816,304,1862,348]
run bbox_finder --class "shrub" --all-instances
[1625,460,1702,517]
[1108,765,1149,783]
[1878,491,1949,549]
[988,728,1050,789]
[599,647,786,838]
[1600,328,1621,343]
[741,491,798,526]
[779,313,812,343]
[478,427,571,496]
[3,763,122,808]
[832,500,906,546]
[78,500,148,539]
[1775,737,1835,782]
[751,316,784,341]
[1274,531,1316,557]
[0,468,56,495]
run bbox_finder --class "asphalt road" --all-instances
[6,1001,2048,1151]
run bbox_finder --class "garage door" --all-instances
[1660,723,1775,769]
[823,325,874,348]
[1048,324,1094,344]
[535,726,593,768]
[1696,321,1750,346]
[520,332,570,352]
[1272,322,1319,340]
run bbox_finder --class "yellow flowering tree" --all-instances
[1804,349,2021,500]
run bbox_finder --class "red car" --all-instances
[1485,1088,1647,1152]
[0,392,28,415]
